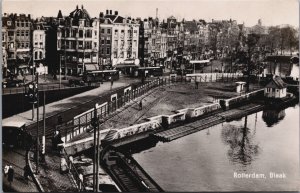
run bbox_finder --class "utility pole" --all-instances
[42,90,46,156]
[59,54,61,89]
[36,73,39,174]
[92,105,99,192]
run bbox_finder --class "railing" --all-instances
[59,73,244,143]
[62,148,86,192]
[2,83,90,95]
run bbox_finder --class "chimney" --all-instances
[76,5,79,10]
[106,10,109,15]
[114,11,118,15]
[99,12,104,18]
[110,10,112,15]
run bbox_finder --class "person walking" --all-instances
[23,164,31,184]
[79,173,83,191]
[7,166,14,187]
[139,100,143,110]
[3,165,9,177]
[68,156,73,171]
[110,78,114,90]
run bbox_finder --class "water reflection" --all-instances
[262,108,286,127]
[221,116,260,166]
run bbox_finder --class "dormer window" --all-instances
[80,20,84,26]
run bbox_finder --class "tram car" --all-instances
[2,121,28,148]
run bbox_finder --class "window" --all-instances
[71,29,75,37]
[134,30,137,33]
[26,22,29,27]
[133,40,137,47]
[7,21,11,26]
[34,51,38,60]
[94,31,97,36]
[113,51,117,58]
[16,21,19,27]
[120,51,124,58]
[106,48,110,54]
[106,37,111,44]
[121,30,124,33]
[114,29,118,35]
[21,22,24,27]
[85,41,92,49]
[101,37,105,44]
[101,29,105,33]
[101,48,104,54]
[114,40,118,47]
[17,31,20,37]
[78,41,83,48]
[93,42,97,49]
[107,29,111,34]
[21,31,24,37]
[26,31,29,37]
[79,30,83,38]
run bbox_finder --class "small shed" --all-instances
[264,75,287,98]
[235,81,246,93]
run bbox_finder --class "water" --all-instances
[132,105,300,191]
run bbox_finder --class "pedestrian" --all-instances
[60,157,68,174]
[68,156,73,170]
[3,165,9,177]
[8,166,14,187]
[139,100,143,110]
[79,173,83,191]
[23,164,30,183]
[110,78,113,90]
[195,81,199,89]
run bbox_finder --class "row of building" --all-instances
[1,5,270,76]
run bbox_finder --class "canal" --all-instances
[131,104,300,191]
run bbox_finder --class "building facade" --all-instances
[107,10,140,66]
[57,5,99,75]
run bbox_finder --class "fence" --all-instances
[59,73,244,143]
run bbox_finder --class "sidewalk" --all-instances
[2,147,40,192]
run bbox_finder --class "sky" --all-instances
[2,0,299,27]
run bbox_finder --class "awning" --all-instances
[189,60,210,64]
[85,64,99,71]
[115,64,139,68]
[17,54,24,60]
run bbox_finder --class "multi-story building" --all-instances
[107,10,140,66]
[57,5,99,75]
[99,11,113,69]
[15,14,32,74]
[33,20,47,74]
[2,13,32,75]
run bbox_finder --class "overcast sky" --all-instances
[2,0,299,27]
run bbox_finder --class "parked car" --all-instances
[2,79,24,88]
[68,79,85,87]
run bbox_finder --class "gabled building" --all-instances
[57,5,100,75]
[264,75,287,98]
